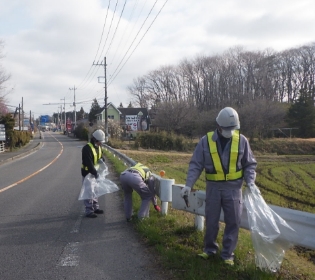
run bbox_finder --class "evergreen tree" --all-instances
[89,99,101,122]
[77,107,85,120]
[286,89,315,138]
[119,102,124,108]
[0,113,15,130]
[127,102,133,108]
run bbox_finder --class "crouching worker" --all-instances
[81,129,106,218]
[120,163,160,221]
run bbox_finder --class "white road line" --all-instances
[57,242,80,267]
[0,135,63,193]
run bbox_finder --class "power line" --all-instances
[108,0,141,65]
[108,0,159,82]
[78,0,113,89]
[109,0,169,85]
[104,0,127,57]
[77,0,169,103]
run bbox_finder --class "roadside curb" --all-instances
[0,141,43,166]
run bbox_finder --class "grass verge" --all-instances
[103,148,315,280]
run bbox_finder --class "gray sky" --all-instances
[1,0,315,119]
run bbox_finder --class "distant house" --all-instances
[95,104,151,138]
[118,107,151,135]
[95,102,120,123]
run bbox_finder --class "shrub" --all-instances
[134,131,194,152]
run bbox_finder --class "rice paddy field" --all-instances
[103,139,315,280]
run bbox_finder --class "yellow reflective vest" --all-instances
[206,130,243,181]
[82,143,102,171]
[129,163,151,181]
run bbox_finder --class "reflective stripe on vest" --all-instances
[206,130,243,181]
[81,143,102,171]
[129,163,151,181]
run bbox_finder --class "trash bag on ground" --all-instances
[78,159,119,200]
[244,183,296,272]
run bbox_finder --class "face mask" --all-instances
[221,129,234,138]
[95,141,102,146]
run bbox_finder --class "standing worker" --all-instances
[120,163,160,221]
[81,129,106,218]
[180,107,257,266]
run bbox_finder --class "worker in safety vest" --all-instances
[120,163,160,221]
[81,129,106,218]
[181,107,257,266]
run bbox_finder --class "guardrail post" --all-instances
[194,215,205,231]
[159,178,174,215]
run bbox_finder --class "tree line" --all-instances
[128,43,315,139]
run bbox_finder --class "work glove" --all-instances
[180,186,191,198]
[154,205,161,212]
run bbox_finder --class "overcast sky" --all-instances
[1,0,315,119]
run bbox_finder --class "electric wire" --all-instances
[77,0,112,89]
[108,0,169,85]
[108,0,140,66]
[104,0,127,57]
[78,0,168,109]
[108,0,158,83]
[79,0,118,91]
[82,0,153,93]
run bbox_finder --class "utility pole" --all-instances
[60,98,65,132]
[93,57,108,142]
[22,97,24,131]
[30,110,32,132]
[69,86,77,129]
[18,103,21,131]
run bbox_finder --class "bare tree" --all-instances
[127,42,315,138]
[153,100,198,136]
[0,39,11,115]
[127,77,148,107]
[239,99,287,140]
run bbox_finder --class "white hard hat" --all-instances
[216,107,240,130]
[92,129,105,142]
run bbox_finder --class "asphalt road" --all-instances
[0,132,171,280]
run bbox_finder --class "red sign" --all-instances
[66,118,72,131]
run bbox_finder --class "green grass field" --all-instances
[104,147,315,280]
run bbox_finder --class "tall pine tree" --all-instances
[89,99,101,122]
[286,89,315,138]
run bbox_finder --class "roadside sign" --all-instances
[0,124,5,141]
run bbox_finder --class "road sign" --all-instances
[0,124,5,141]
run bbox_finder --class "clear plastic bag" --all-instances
[78,160,119,200]
[244,184,296,272]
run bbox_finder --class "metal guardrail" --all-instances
[171,186,315,250]
[103,144,136,166]
[103,144,315,250]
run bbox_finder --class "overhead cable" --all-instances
[109,0,169,85]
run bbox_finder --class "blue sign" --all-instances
[40,115,50,126]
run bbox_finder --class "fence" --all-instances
[103,144,315,251]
